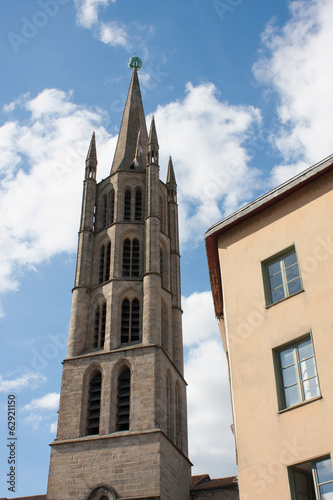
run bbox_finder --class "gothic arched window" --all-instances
[102,195,107,227]
[87,371,102,435]
[166,371,173,440]
[108,189,114,225]
[93,302,106,348]
[105,242,111,281]
[117,367,131,431]
[98,242,111,283]
[175,381,182,449]
[124,189,131,220]
[159,195,166,234]
[99,245,105,284]
[135,188,142,220]
[122,239,140,278]
[132,239,140,277]
[121,298,140,344]
[161,303,168,352]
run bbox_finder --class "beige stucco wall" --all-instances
[217,172,333,499]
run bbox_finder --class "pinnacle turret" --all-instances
[85,131,97,180]
[148,115,158,145]
[166,156,176,185]
[148,115,159,165]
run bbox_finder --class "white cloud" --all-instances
[182,291,219,347]
[50,421,58,433]
[74,0,111,29]
[74,0,132,50]
[23,392,60,411]
[0,88,116,294]
[253,0,333,184]
[183,291,237,477]
[99,21,130,49]
[152,82,262,247]
[0,373,46,393]
[24,412,43,430]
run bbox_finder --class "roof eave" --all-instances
[205,153,333,318]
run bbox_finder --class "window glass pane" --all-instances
[300,358,316,380]
[287,277,302,295]
[285,263,299,281]
[303,377,319,401]
[282,366,297,387]
[269,272,283,289]
[319,483,333,500]
[316,459,333,485]
[280,347,294,368]
[298,339,314,360]
[284,251,297,268]
[284,384,300,407]
[268,261,281,276]
[271,286,285,303]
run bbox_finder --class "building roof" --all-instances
[192,474,238,491]
[205,154,333,317]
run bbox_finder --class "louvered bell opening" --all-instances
[117,370,130,430]
[122,240,131,277]
[131,300,140,341]
[124,191,131,220]
[87,374,101,435]
[132,240,140,277]
[102,195,107,227]
[88,400,100,411]
[99,246,105,283]
[135,190,142,220]
[87,419,99,434]
[105,243,111,281]
[117,396,130,407]
[109,191,114,225]
[121,300,130,343]
[100,304,106,347]
[87,409,100,419]
[93,308,99,348]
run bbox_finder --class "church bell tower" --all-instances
[46,57,192,500]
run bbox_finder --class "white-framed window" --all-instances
[275,335,320,410]
[289,457,333,499]
[262,246,302,306]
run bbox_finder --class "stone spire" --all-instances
[111,69,148,173]
[85,131,97,180]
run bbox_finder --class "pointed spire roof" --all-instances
[148,115,158,145]
[111,69,148,173]
[86,131,97,163]
[166,156,176,185]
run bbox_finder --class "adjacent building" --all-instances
[206,155,333,499]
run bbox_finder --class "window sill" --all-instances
[265,288,304,309]
[278,395,322,414]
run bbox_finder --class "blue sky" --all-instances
[1,0,333,496]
